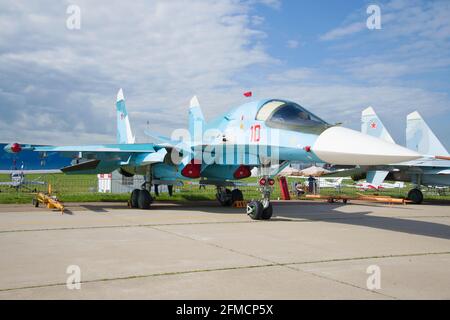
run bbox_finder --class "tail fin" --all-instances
[188,95,205,142]
[361,107,395,143]
[406,111,448,155]
[116,88,135,144]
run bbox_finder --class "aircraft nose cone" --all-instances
[312,127,421,165]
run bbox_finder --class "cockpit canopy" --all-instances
[256,100,330,133]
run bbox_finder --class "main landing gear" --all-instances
[130,188,153,209]
[407,188,423,204]
[129,166,154,209]
[246,176,274,220]
[216,187,243,206]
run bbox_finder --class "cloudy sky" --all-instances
[1,0,449,150]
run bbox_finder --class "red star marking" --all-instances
[370,121,377,129]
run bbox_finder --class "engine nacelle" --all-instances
[181,160,201,178]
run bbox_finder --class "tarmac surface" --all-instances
[0,200,449,299]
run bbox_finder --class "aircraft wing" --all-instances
[34,143,156,154]
[11,143,170,173]
[29,143,167,161]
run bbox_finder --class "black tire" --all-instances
[32,198,39,207]
[130,189,140,208]
[247,200,263,220]
[231,189,244,202]
[261,202,273,220]
[138,189,153,209]
[408,188,423,204]
[217,188,232,206]
[168,185,173,197]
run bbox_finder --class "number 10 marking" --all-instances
[250,124,261,142]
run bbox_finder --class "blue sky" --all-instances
[0,0,449,150]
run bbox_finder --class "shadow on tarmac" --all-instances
[69,200,450,241]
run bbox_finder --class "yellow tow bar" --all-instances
[32,184,65,214]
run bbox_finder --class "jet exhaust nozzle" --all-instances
[312,127,421,165]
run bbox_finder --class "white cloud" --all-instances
[0,0,276,144]
[0,0,449,150]
[320,22,366,41]
[251,15,265,26]
[286,39,299,49]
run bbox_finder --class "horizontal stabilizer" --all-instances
[144,130,193,155]
[134,149,167,165]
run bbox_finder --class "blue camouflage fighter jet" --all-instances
[5,89,421,219]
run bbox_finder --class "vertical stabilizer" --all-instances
[361,107,395,143]
[116,88,135,144]
[188,95,205,142]
[406,111,448,155]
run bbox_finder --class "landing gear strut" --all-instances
[247,175,274,220]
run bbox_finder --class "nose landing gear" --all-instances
[247,175,274,220]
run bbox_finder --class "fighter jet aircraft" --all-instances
[5,89,421,219]
[327,107,450,203]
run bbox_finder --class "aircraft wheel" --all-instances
[408,188,423,204]
[138,189,153,209]
[231,189,244,202]
[261,202,273,220]
[130,189,140,208]
[217,188,232,206]
[168,185,173,197]
[247,200,263,220]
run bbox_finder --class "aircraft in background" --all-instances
[326,107,450,203]
[0,171,46,191]
[316,177,345,189]
[354,180,404,191]
[5,89,421,219]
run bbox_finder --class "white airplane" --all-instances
[0,171,46,190]
[354,180,405,191]
[318,177,345,189]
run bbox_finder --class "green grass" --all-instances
[1,173,449,204]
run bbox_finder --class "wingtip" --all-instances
[117,88,124,102]
[190,95,200,108]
